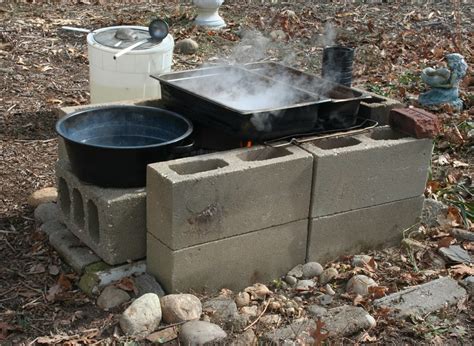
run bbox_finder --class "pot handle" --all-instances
[170,139,195,154]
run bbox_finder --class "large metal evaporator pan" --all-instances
[153,63,371,141]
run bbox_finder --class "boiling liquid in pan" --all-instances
[173,71,314,111]
[82,135,165,147]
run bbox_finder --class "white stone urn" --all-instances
[193,0,226,28]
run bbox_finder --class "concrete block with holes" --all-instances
[147,219,308,293]
[56,161,146,265]
[147,145,313,250]
[355,88,404,125]
[301,126,433,218]
[307,195,424,264]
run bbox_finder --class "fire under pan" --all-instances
[152,65,370,141]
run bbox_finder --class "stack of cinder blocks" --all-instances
[55,99,161,266]
[54,93,433,293]
[301,126,432,264]
[146,126,432,292]
[146,146,313,292]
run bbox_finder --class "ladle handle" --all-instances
[113,39,148,60]
[61,26,91,33]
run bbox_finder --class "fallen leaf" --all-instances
[116,277,137,294]
[46,284,62,302]
[359,331,377,342]
[58,273,72,290]
[453,160,469,168]
[450,263,474,276]
[368,285,389,299]
[0,322,20,341]
[28,263,46,274]
[309,319,329,346]
[447,206,462,226]
[437,154,450,165]
[437,236,455,249]
[353,294,366,306]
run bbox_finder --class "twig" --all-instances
[243,298,272,331]
[156,320,187,331]
[13,138,57,143]
[21,296,41,309]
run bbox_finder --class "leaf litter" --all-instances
[0,0,473,344]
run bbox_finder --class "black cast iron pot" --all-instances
[56,105,193,188]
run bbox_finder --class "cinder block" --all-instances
[307,195,424,264]
[147,219,308,293]
[49,225,101,273]
[301,126,433,218]
[354,88,404,125]
[56,161,146,265]
[147,145,313,250]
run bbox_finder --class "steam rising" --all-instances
[173,28,344,132]
[323,22,337,47]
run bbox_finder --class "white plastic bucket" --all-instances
[87,26,174,104]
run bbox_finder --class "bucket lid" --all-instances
[92,26,158,50]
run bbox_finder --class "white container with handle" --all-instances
[86,25,174,104]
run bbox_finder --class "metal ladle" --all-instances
[113,19,169,60]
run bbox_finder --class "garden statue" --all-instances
[418,53,468,111]
[193,0,226,28]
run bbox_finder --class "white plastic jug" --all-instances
[87,25,174,104]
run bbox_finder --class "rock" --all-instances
[240,305,258,317]
[235,292,250,307]
[269,300,282,311]
[262,318,315,344]
[387,265,401,273]
[259,314,281,327]
[287,264,304,278]
[295,279,315,291]
[34,202,60,224]
[351,255,374,268]
[302,262,324,278]
[202,297,238,324]
[146,327,178,344]
[97,286,130,310]
[40,220,67,236]
[325,284,335,296]
[119,293,162,336]
[319,268,338,284]
[389,107,441,139]
[230,314,250,332]
[231,329,256,345]
[134,273,165,298]
[319,294,333,306]
[244,283,271,300]
[421,199,448,227]
[307,305,327,318]
[27,187,57,207]
[284,275,298,286]
[451,228,474,242]
[439,245,473,264]
[49,227,101,274]
[179,321,227,345]
[346,275,378,296]
[161,294,202,324]
[269,29,286,41]
[175,38,199,54]
[374,276,467,318]
[323,305,376,336]
[461,276,474,296]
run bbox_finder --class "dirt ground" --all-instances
[0,1,473,344]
